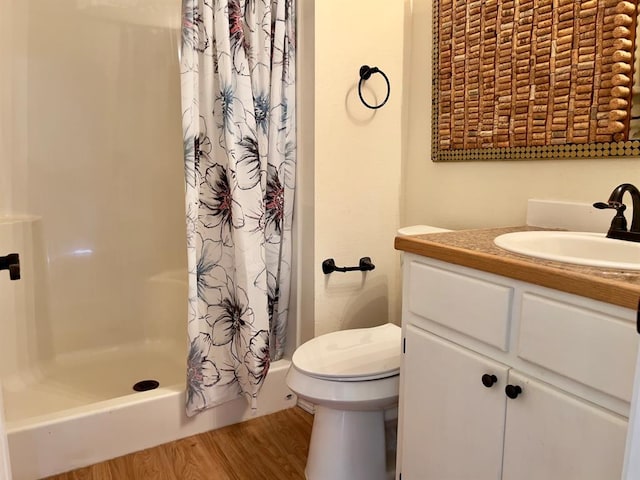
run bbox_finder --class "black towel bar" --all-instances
[322,257,375,274]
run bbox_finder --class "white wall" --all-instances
[403,0,640,230]
[294,0,316,345]
[312,0,406,336]
[0,0,27,216]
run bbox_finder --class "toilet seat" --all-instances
[291,323,401,382]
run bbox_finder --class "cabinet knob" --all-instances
[505,384,523,399]
[481,374,498,388]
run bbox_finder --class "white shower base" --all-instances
[3,341,185,422]
[4,343,296,480]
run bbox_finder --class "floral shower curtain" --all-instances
[180,0,296,416]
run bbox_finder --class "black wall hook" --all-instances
[358,65,391,109]
[322,257,375,274]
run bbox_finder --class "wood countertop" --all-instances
[394,226,640,311]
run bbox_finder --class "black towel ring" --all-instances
[358,65,391,110]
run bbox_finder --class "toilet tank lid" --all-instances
[397,225,451,235]
[292,323,402,379]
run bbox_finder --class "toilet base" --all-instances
[305,406,387,480]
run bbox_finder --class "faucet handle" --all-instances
[593,201,628,231]
[594,201,625,211]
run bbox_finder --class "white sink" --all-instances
[494,231,640,270]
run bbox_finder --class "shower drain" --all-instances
[133,379,160,392]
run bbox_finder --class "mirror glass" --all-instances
[433,0,640,161]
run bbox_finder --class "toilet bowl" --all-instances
[286,323,402,480]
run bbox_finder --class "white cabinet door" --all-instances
[400,325,508,480]
[502,371,627,480]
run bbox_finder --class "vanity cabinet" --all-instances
[397,254,637,480]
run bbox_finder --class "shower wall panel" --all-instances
[4,0,187,358]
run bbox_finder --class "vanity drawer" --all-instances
[407,261,513,350]
[517,292,638,402]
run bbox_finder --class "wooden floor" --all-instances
[44,407,313,480]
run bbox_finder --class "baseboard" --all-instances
[296,398,316,415]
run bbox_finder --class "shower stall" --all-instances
[0,1,298,478]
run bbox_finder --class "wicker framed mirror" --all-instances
[433,0,640,161]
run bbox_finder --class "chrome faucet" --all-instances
[593,183,640,243]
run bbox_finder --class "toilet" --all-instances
[286,323,401,480]
[286,222,451,480]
